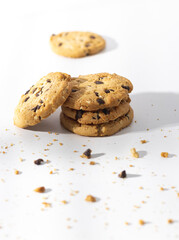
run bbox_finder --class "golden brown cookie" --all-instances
[14,72,72,128]
[61,100,130,125]
[50,31,105,58]
[63,73,133,111]
[60,106,133,137]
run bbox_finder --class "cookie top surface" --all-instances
[60,106,133,137]
[62,100,130,125]
[14,72,72,128]
[63,73,133,111]
[50,31,105,58]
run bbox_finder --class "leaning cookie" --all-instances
[60,106,134,137]
[61,100,130,125]
[50,31,105,58]
[63,73,133,111]
[14,72,72,128]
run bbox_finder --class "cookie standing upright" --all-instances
[14,72,72,128]
[63,73,133,111]
[50,31,106,58]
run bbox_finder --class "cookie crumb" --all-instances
[34,186,45,193]
[161,152,168,158]
[118,170,127,178]
[42,202,51,208]
[160,187,164,191]
[85,195,96,202]
[125,222,129,225]
[14,170,19,175]
[59,143,63,146]
[61,200,68,204]
[49,170,53,174]
[140,140,147,144]
[139,219,145,225]
[69,168,74,171]
[81,149,92,159]
[19,157,23,162]
[129,164,134,167]
[130,148,139,158]
[53,139,58,142]
[167,219,173,224]
[34,159,44,165]
[139,186,143,189]
[89,161,96,165]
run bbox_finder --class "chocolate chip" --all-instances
[31,105,41,112]
[58,43,63,47]
[39,116,41,120]
[118,170,127,178]
[94,92,99,97]
[104,89,110,93]
[96,113,100,120]
[35,93,40,97]
[25,89,30,95]
[125,113,129,120]
[46,79,51,83]
[34,159,44,165]
[39,100,43,104]
[85,43,90,47]
[96,98,105,105]
[122,85,130,91]
[102,108,110,115]
[90,35,96,39]
[95,81,104,84]
[24,97,30,102]
[72,89,78,92]
[99,77,104,80]
[52,34,56,36]
[83,149,92,159]
[109,89,114,92]
[32,88,37,93]
[76,110,84,120]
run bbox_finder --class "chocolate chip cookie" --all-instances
[60,106,134,137]
[14,72,72,128]
[50,31,105,58]
[63,73,133,111]
[61,100,130,125]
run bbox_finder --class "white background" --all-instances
[0,0,179,239]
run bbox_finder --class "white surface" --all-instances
[0,1,179,239]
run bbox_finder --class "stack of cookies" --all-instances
[61,73,133,137]
[14,72,133,137]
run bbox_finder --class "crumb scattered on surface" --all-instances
[42,202,51,208]
[34,159,44,165]
[61,200,68,204]
[69,168,74,171]
[118,170,127,178]
[49,170,53,174]
[14,170,19,175]
[59,143,63,146]
[89,161,96,165]
[139,186,143,189]
[161,152,168,158]
[139,219,145,225]
[160,187,164,191]
[140,140,147,144]
[129,164,134,167]
[168,219,173,224]
[34,186,45,193]
[81,149,92,159]
[85,195,96,202]
[130,148,139,158]
[125,222,129,225]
